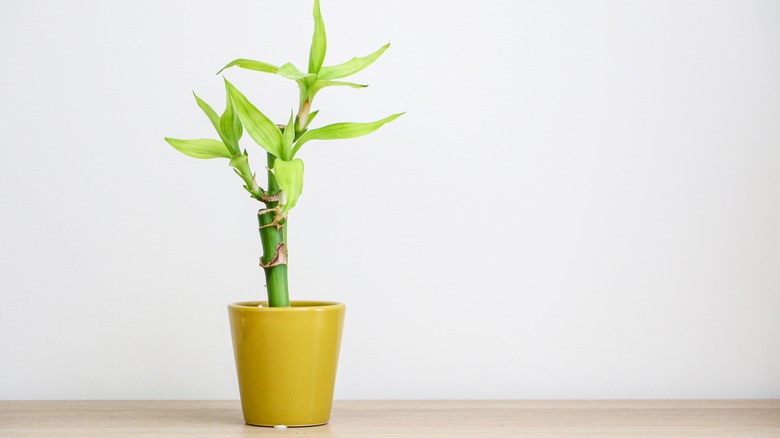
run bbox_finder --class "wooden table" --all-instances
[1,400,779,437]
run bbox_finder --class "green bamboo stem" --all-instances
[259,152,290,307]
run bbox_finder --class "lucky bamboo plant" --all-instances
[165,0,401,307]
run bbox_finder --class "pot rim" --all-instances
[229,300,345,312]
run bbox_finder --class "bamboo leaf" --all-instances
[219,93,241,155]
[164,138,232,159]
[308,0,327,74]
[233,104,243,140]
[318,43,390,80]
[307,80,367,99]
[193,92,221,133]
[224,79,282,157]
[217,59,278,75]
[277,62,316,81]
[273,158,304,212]
[282,112,295,159]
[292,112,404,156]
[304,110,319,129]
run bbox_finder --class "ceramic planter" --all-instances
[228,301,345,427]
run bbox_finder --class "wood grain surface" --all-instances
[1,400,779,437]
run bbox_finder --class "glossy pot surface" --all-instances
[228,301,346,427]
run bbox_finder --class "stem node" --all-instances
[259,242,288,268]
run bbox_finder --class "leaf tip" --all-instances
[216,60,235,75]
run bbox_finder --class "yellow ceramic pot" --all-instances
[228,301,345,427]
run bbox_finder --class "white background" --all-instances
[1,0,779,400]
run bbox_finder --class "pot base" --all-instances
[245,421,328,428]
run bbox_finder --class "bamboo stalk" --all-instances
[259,152,290,307]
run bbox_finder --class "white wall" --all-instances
[1,0,779,400]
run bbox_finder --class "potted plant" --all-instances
[164,0,401,427]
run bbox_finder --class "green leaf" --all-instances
[193,92,221,133]
[224,79,283,157]
[219,93,241,155]
[292,112,404,156]
[304,110,319,129]
[194,92,241,155]
[164,138,233,159]
[318,43,390,80]
[233,105,243,140]
[306,80,367,99]
[217,59,278,75]
[273,158,305,212]
[281,112,295,159]
[308,0,327,74]
[277,62,316,81]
